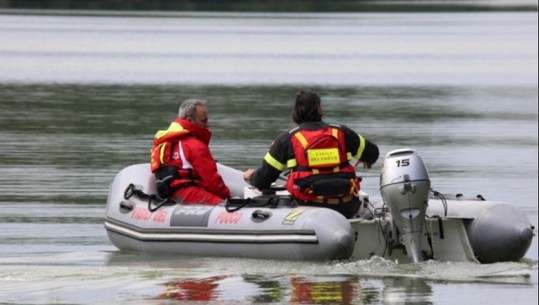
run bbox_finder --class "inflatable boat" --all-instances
[104,148,535,263]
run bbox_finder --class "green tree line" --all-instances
[0,0,537,12]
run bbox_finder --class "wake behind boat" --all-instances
[104,148,535,263]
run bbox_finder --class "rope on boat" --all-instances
[123,183,298,213]
[123,183,175,212]
[225,195,298,212]
[430,189,448,217]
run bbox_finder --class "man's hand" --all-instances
[243,169,255,183]
[354,160,372,169]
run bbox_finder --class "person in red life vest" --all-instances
[289,275,359,304]
[150,99,231,204]
[243,90,379,218]
[156,275,227,301]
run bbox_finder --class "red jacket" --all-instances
[150,118,231,199]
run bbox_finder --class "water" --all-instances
[0,10,537,305]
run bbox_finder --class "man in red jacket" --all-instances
[150,99,231,204]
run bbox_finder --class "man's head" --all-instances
[179,99,209,129]
[292,89,323,124]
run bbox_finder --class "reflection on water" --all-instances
[156,274,367,304]
[0,253,533,305]
[381,277,432,305]
[0,247,533,304]
[157,275,227,302]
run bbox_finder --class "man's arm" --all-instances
[342,125,380,166]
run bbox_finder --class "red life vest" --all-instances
[286,125,360,201]
[150,119,202,189]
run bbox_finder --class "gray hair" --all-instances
[179,99,206,119]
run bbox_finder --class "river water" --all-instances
[0,10,537,305]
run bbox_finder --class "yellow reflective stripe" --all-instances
[355,134,366,159]
[287,159,297,168]
[168,121,184,132]
[155,122,185,139]
[347,152,353,160]
[331,128,338,138]
[264,152,285,171]
[294,132,308,148]
[155,128,165,138]
[159,143,167,164]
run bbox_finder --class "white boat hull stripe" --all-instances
[104,221,319,244]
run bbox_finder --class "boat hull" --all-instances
[105,163,355,261]
[105,162,534,263]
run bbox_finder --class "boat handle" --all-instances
[119,201,134,212]
[252,210,271,222]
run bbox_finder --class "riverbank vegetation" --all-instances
[0,0,537,12]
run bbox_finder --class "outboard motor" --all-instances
[380,149,431,263]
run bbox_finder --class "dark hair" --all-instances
[292,90,323,124]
